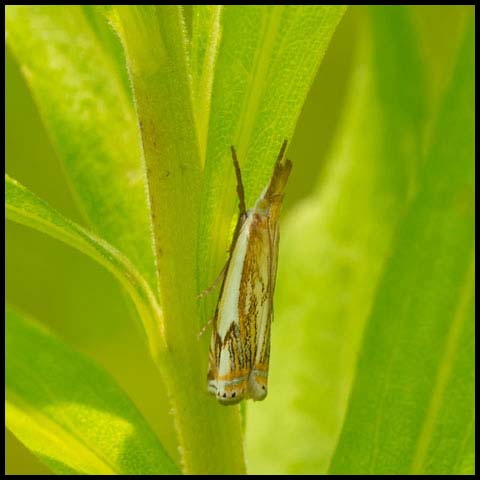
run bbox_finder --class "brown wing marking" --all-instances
[238,214,271,372]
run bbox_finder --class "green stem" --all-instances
[112,6,245,474]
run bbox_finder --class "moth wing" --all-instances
[235,214,273,400]
[208,213,251,403]
[268,217,280,323]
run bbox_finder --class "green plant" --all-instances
[5,5,474,475]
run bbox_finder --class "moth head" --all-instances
[248,370,268,401]
[216,380,246,405]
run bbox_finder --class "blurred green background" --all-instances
[5,5,474,474]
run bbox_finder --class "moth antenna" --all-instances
[231,146,247,216]
[276,139,288,166]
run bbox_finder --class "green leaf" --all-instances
[190,5,223,164]
[197,6,347,311]
[5,6,157,292]
[80,5,134,104]
[245,6,427,474]
[5,174,165,364]
[329,16,475,475]
[5,305,179,475]
[110,6,244,474]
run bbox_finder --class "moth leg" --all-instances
[197,314,215,339]
[196,261,229,299]
[231,145,247,217]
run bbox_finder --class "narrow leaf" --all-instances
[5,175,165,364]
[5,6,157,292]
[329,16,475,475]
[190,5,223,164]
[197,5,347,327]
[6,305,179,475]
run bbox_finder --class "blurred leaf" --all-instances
[197,6,347,312]
[5,6,157,292]
[5,305,179,475]
[246,6,427,474]
[5,12,180,466]
[110,6,244,474]
[329,17,475,475]
[410,5,474,116]
[5,175,165,363]
[5,428,53,475]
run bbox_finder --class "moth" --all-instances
[206,140,292,405]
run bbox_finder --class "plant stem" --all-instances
[112,6,246,473]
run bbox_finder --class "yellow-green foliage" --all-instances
[5,5,474,475]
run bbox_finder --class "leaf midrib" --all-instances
[235,6,284,167]
[410,248,475,473]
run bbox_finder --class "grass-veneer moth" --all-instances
[206,140,292,405]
